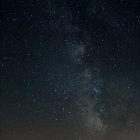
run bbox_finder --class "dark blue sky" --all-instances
[1,0,140,139]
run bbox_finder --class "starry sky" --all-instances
[1,0,140,140]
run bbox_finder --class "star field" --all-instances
[1,0,140,140]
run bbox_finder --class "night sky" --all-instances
[1,0,140,140]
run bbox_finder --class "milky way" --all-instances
[1,0,140,140]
